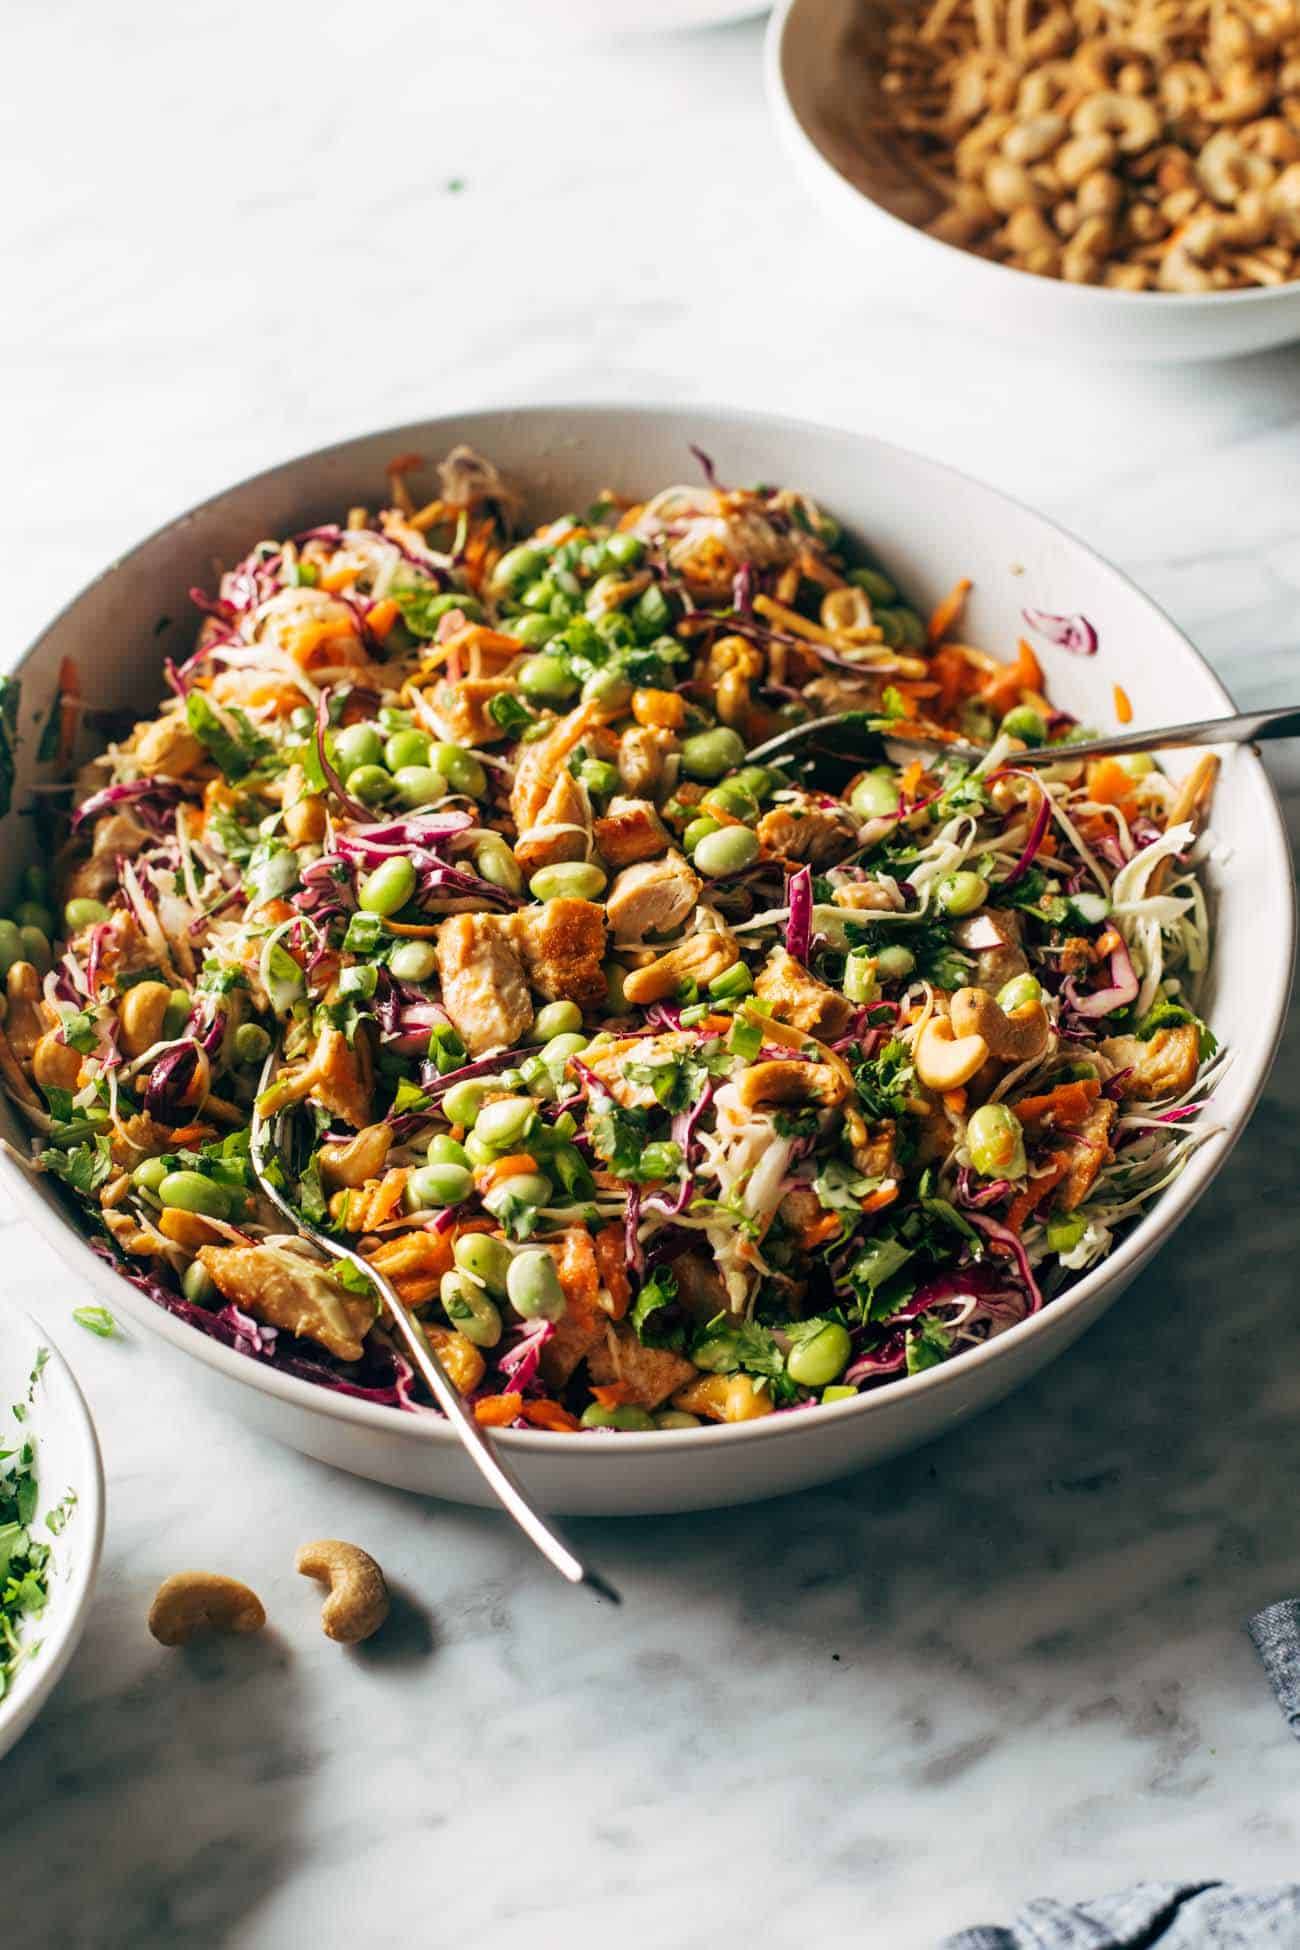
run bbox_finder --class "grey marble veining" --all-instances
[2,4,1300,1944]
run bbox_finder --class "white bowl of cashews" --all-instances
[766,0,1300,361]
[0,403,1292,1516]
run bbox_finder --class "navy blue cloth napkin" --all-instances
[943,1882,1300,1947]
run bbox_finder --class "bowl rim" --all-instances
[0,1307,106,1757]
[2,399,1294,1464]
[765,0,1300,312]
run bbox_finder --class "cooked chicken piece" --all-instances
[424,1324,485,1396]
[511,898,607,1010]
[103,1207,166,1257]
[616,725,676,797]
[108,1111,188,1169]
[1098,1023,1201,1102]
[428,676,515,747]
[831,882,900,912]
[514,766,589,876]
[582,1030,699,1109]
[96,910,172,987]
[436,913,533,1055]
[804,675,886,715]
[969,907,1030,995]
[594,796,670,870]
[366,1230,456,1308]
[255,1022,375,1128]
[539,1228,608,1388]
[755,946,855,1041]
[671,1250,730,1322]
[757,795,858,867]
[319,1123,393,1191]
[1056,1099,1116,1210]
[605,851,700,940]
[585,1321,697,1407]
[196,1242,375,1362]
[4,963,54,1061]
[127,712,207,778]
[622,930,738,1005]
[60,809,152,906]
[510,702,605,835]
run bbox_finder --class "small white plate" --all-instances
[0,1307,105,1759]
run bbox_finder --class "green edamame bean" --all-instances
[439,1272,502,1349]
[475,839,524,896]
[158,1171,231,1219]
[702,782,759,823]
[849,566,898,604]
[378,706,413,731]
[441,1078,488,1127]
[528,862,606,902]
[64,897,110,932]
[21,865,49,903]
[334,722,384,775]
[518,655,579,707]
[966,1103,1027,1180]
[389,940,438,983]
[533,1000,582,1040]
[181,1260,217,1305]
[732,765,776,803]
[843,950,878,1005]
[0,920,21,976]
[849,771,900,821]
[473,1095,538,1151]
[426,1133,471,1169]
[821,1385,858,1404]
[405,1162,474,1210]
[654,1409,701,1430]
[493,543,547,593]
[14,902,54,939]
[874,944,915,981]
[581,1403,656,1431]
[1001,706,1046,745]
[680,727,746,782]
[603,532,644,569]
[693,827,759,878]
[233,1022,271,1064]
[453,1230,512,1296]
[506,1248,566,1321]
[162,990,192,1039]
[604,962,629,1012]
[347,764,396,807]
[1118,753,1155,779]
[997,973,1042,1013]
[512,612,561,648]
[683,816,722,855]
[540,1031,588,1071]
[391,766,443,809]
[19,927,53,974]
[432,744,487,797]
[936,870,989,916]
[384,728,431,772]
[463,1131,495,1167]
[582,668,633,711]
[359,856,417,916]
[483,1171,553,1217]
[788,1322,853,1389]
[132,1156,169,1194]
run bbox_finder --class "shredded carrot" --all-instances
[367,1168,409,1228]
[799,1212,842,1250]
[1012,1078,1100,1131]
[318,565,358,594]
[366,597,400,643]
[942,1088,967,1114]
[161,1122,216,1148]
[900,757,925,801]
[1086,757,1139,810]
[1004,1156,1071,1233]
[475,1153,538,1195]
[521,1399,580,1433]
[979,639,1043,718]
[474,1393,523,1427]
[591,1381,638,1408]
[862,1183,900,1214]
[552,1227,602,1321]
[1113,684,1133,725]
[928,576,972,645]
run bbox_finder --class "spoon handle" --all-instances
[1015,704,1300,767]
[250,1082,619,1605]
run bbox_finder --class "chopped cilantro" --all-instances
[186,691,273,781]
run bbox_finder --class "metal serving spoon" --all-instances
[249,1061,619,1604]
[746,703,1300,772]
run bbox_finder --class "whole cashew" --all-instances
[148,1572,266,1646]
[735,1060,847,1109]
[950,986,1051,1063]
[819,587,876,636]
[1197,130,1275,204]
[32,1029,82,1093]
[118,979,172,1058]
[1002,113,1067,163]
[1071,92,1161,153]
[296,1539,390,1644]
[913,1017,989,1092]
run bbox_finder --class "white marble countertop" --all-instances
[3,5,1300,1943]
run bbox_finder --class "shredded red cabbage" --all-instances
[999,781,1052,891]
[314,689,373,822]
[1022,608,1098,656]
[1064,936,1138,1017]
[143,1041,202,1124]
[785,865,813,964]
[966,1211,1044,1313]
[70,777,184,833]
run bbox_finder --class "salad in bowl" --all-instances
[0,444,1224,1440]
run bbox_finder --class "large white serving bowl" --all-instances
[0,1308,105,1758]
[766,0,1300,363]
[1,404,1292,1514]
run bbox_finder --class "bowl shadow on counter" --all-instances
[0,1621,312,1946]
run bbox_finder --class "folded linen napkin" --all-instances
[943,1882,1300,1947]
[1247,1600,1300,1740]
